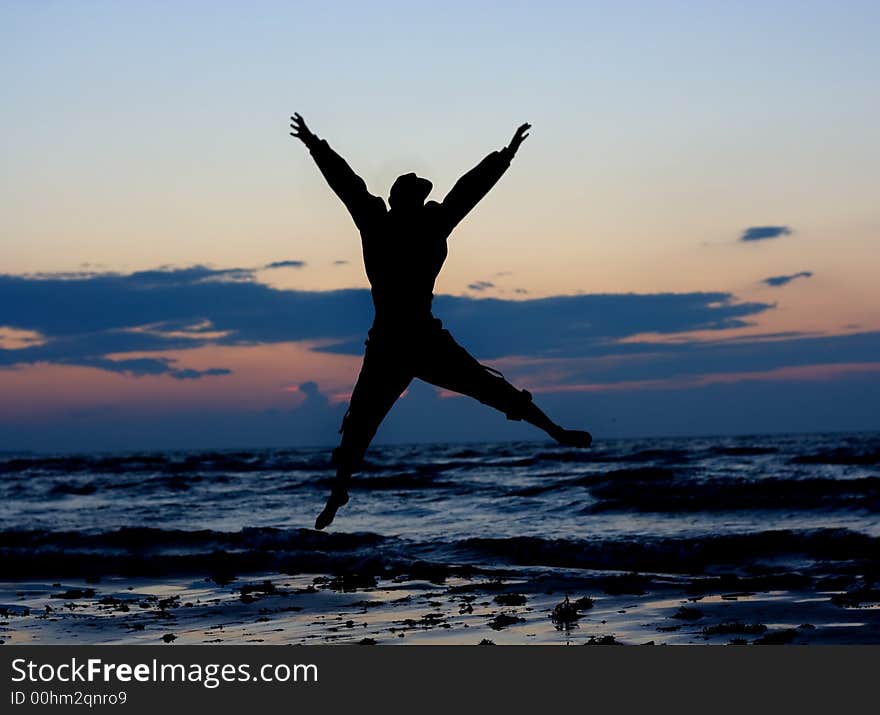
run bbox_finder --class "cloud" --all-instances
[0,265,775,377]
[295,380,331,411]
[555,330,880,386]
[430,292,771,360]
[2,264,879,449]
[264,260,306,269]
[467,280,495,291]
[739,226,792,242]
[763,271,813,287]
[169,367,233,380]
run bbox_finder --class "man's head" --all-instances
[389,172,432,211]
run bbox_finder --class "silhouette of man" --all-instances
[290,113,592,529]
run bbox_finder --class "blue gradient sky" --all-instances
[2,1,878,451]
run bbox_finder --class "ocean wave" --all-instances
[584,475,880,513]
[0,451,333,476]
[4,434,880,583]
[2,525,877,581]
[0,527,394,580]
[790,448,880,466]
[459,528,880,573]
[509,467,680,497]
[0,526,386,551]
[707,446,778,457]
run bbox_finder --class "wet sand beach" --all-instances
[4,564,880,645]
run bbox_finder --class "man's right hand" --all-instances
[506,122,531,155]
[290,112,317,146]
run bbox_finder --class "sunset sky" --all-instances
[2,1,878,452]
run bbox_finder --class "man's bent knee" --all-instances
[503,388,533,421]
[477,383,533,422]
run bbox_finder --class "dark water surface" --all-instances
[2,432,879,582]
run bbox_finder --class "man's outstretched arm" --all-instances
[440,122,530,230]
[290,113,380,229]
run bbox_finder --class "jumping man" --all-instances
[290,114,592,529]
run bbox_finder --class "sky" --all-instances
[1,1,879,452]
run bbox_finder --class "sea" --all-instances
[2,431,878,584]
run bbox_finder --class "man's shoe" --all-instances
[314,488,350,530]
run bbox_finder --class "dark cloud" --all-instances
[467,280,495,292]
[0,264,775,377]
[431,292,771,360]
[763,271,813,287]
[170,368,233,380]
[2,264,877,449]
[264,260,306,269]
[296,381,331,411]
[740,226,792,242]
[558,330,880,385]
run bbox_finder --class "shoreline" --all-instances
[3,565,879,645]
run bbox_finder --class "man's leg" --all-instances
[414,330,591,447]
[315,345,412,530]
